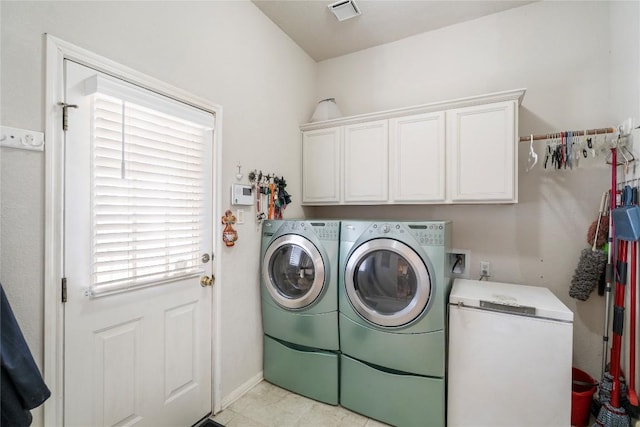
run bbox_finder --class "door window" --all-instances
[262,234,325,309]
[269,244,316,298]
[86,75,214,297]
[345,239,431,327]
[353,250,418,314]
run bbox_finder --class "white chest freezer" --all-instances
[447,278,574,427]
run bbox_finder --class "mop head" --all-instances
[593,402,631,427]
[588,215,610,248]
[570,248,608,301]
[600,373,615,405]
[599,374,628,406]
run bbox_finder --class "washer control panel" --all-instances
[287,221,307,232]
[310,221,340,241]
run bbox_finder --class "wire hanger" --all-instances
[526,134,538,172]
[606,134,635,168]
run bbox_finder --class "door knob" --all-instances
[200,275,215,287]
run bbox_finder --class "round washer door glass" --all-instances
[345,239,431,327]
[263,234,325,309]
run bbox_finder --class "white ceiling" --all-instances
[252,0,537,62]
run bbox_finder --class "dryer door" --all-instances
[263,234,326,310]
[345,238,431,327]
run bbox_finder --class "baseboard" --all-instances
[219,371,264,410]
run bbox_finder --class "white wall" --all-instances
[0,1,315,423]
[313,0,639,382]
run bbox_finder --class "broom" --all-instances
[594,240,631,427]
[622,188,639,419]
[623,236,638,417]
[571,191,609,301]
[594,147,631,427]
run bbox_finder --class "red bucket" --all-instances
[571,367,596,427]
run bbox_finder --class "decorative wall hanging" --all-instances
[221,209,238,247]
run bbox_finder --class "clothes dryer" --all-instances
[260,220,340,405]
[338,220,451,427]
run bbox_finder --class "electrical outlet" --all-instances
[236,209,245,224]
[480,261,491,277]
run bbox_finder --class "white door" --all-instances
[63,60,214,427]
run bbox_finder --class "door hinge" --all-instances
[61,277,67,303]
[57,102,78,132]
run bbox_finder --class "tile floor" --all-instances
[210,381,390,427]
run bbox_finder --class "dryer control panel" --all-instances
[410,227,445,246]
[365,223,402,237]
[366,222,448,246]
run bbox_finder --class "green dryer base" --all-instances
[340,354,445,427]
[263,335,339,405]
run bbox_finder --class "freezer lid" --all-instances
[449,278,573,322]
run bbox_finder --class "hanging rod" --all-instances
[519,127,617,142]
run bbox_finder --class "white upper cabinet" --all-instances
[302,127,341,204]
[447,101,517,202]
[389,112,446,203]
[343,120,389,203]
[300,89,525,205]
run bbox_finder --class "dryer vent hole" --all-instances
[449,250,470,278]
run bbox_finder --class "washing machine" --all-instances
[338,220,452,427]
[260,219,340,405]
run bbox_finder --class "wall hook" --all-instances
[236,162,243,181]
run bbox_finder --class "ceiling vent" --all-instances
[328,0,361,22]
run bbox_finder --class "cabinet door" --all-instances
[302,127,341,204]
[447,101,517,203]
[389,112,445,203]
[343,120,389,203]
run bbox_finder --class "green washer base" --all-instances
[262,302,339,350]
[263,335,339,405]
[340,354,445,427]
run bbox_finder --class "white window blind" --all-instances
[90,91,211,296]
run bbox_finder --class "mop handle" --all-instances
[630,241,637,394]
[601,148,617,379]
[611,240,627,408]
[593,191,608,251]
[632,186,638,397]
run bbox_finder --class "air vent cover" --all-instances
[328,0,361,22]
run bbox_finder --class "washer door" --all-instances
[263,234,326,310]
[345,239,431,327]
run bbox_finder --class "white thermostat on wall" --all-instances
[231,184,253,206]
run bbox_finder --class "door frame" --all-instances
[43,34,223,426]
